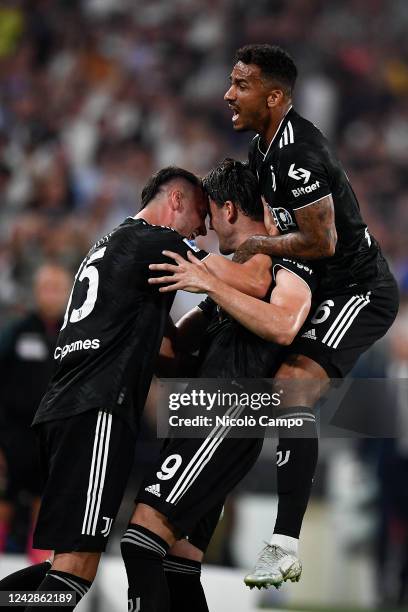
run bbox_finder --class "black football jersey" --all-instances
[249,107,392,295]
[197,256,316,378]
[33,217,208,432]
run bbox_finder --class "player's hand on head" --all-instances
[262,196,279,236]
[148,250,214,294]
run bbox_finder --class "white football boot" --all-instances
[244,543,302,590]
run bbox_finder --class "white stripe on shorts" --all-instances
[332,296,370,348]
[321,292,371,348]
[81,411,112,536]
[165,402,244,505]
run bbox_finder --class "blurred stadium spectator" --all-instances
[0,262,71,562]
[376,308,408,607]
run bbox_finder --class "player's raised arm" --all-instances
[233,194,336,262]
[150,251,312,346]
[202,251,273,298]
[204,266,311,345]
[215,266,311,344]
[150,250,272,299]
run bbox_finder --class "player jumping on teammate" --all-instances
[222,44,399,588]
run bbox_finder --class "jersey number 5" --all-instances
[61,247,107,331]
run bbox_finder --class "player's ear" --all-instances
[225,200,238,222]
[170,189,183,211]
[267,88,284,108]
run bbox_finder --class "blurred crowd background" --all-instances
[0,0,408,610]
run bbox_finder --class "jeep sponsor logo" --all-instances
[292,180,320,198]
[54,338,100,361]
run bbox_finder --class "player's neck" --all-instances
[233,221,267,250]
[261,101,292,147]
[135,206,171,228]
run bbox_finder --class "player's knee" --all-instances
[277,354,328,380]
[131,502,164,527]
[52,551,101,582]
[274,355,329,407]
[129,503,177,546]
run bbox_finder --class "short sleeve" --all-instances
[277,143,331,211]
[272,257,317,293]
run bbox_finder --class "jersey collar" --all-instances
[257,105,293,159]
[129,215,176,232]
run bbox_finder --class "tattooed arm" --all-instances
[233,195,337,263]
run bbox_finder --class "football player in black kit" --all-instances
[123,160,316,612]
[220,44,399,588]
[0,166,275,611]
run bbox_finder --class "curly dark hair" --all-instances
[203,158,263,221]
[234,44,297,95]
[140,167,202,209]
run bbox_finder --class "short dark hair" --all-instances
[140,166,202,209]
[234,44,297,96]
[203,158,263,221]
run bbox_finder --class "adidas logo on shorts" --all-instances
[145,483,161,497]
[302,328,317,340]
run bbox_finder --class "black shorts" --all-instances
[136,430,263,539]
[289,279,399,378]
[188,501,224,553]
[33,409,136,553]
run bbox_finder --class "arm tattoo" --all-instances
[234,195,337,262]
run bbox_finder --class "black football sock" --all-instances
[0,560,51,590]
[0,561,51,611]
[273,406,318,543]
[164,555,209,612]
[121,524,170,612]
[23,569,92,611]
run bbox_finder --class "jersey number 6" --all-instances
[311,299,335,325]
[61,247,107,331]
